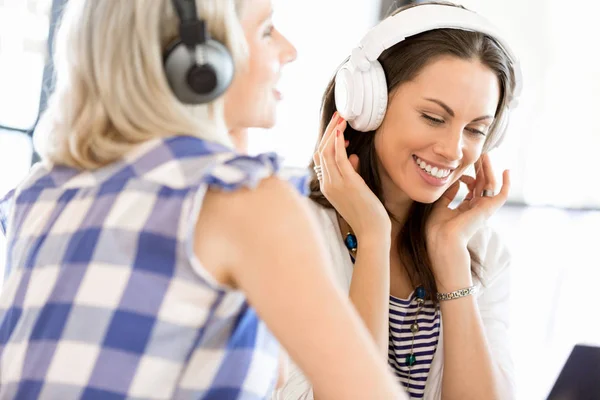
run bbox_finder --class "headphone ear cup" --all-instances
[164,39,234,104]
[350,65,375,132]
[368,61,388,131]
[337,60,388,132]
[335,62,360,122]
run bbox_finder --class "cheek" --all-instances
[464,141,485,165]
[247,48,278,85]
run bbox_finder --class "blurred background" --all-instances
[0,0,598,398]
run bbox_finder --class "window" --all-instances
[0,0,52,130]
[0,0,54,282]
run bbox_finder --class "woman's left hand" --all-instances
[426,153,510,288]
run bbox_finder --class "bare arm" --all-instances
[196,177,406,400]
[314,113,393,360]
[436,259,500,400]
[427,158,513,399]
[347,235,391,357]
[438,229,514,400]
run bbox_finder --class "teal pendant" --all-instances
[406,353,416,367]
[344,233,357,252]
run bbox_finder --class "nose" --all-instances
[279,32,297,64]
[433,126,463,162]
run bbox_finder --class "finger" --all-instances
[459,175,476,194]
[348,154,360,172]
[459,175,476,187]
[436,180,461,208]
[318,111,343,155]
[474,158,486,198]
[481,153,497,193]
[321,126,344,183]
[318,115,346,179]
[458,175,476,203]
[334,127,357,179]
[454,169,511,237]
[496,169,511,201]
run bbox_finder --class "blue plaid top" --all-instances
[0,136,308,400]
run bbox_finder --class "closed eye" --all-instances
[263,25,275,37]
[466,127,486,136]
[421,113,444,125]
[422,113,487,136]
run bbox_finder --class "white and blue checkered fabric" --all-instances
[0,136,309,399]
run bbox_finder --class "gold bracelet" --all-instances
[436,285,478,301]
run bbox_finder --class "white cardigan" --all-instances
[272,199,516,400]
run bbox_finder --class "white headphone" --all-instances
[334,4,522,150]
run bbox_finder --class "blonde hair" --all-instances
[35,0,248,170]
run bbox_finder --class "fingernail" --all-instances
[337,115,344,125]
[344,140,349,147]
[336,129,341,137]
[332,111,338,121]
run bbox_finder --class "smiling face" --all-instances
[374,55,500,204]
[224,0,297,131]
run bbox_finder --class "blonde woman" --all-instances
[0,0,406,398]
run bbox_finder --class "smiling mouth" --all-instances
[412,155,454,179]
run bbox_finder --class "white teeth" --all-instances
[415,157,451,179]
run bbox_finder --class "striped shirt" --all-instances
[388,292,440,399]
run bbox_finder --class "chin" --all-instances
[408,191,442,204]
[255,111,277,129]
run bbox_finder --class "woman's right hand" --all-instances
[313,112,391,240]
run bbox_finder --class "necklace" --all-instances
[406,286,426,391]
[342,229,426,392]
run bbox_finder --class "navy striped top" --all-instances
[388,291,441,399]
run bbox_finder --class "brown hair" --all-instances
[309,1,516,303]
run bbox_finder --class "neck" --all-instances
[379,173,413,230]
[229,128,249,154]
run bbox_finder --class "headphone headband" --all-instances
[164,0,234,104]
[172,0,206,48]
[334,3,523,148]
[351,4,522,107]
[172,0,197,22]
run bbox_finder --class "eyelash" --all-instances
[264,25,274,37]
[420,114,486,136]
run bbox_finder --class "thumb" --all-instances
[348,154,360,172]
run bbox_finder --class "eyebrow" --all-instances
[261,9,274,23]
[423,98,494,122]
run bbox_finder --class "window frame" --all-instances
[0,0,67,164]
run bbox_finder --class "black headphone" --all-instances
[163,0,235,104]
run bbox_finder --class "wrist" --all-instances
[435,275,474,294]
[356,231,391,252]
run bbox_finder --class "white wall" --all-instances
[247,0,382,167]
[248,0,600,209]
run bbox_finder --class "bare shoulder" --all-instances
[201,176,308,226]
[194,176,314,285]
